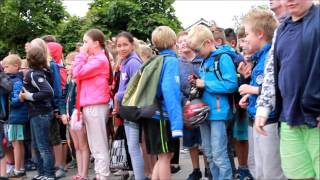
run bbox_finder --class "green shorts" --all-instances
[8,124,25,141]
[280,122,320,179]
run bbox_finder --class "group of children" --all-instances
[0,0,319,180]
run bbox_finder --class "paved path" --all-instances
[22,150,217,180]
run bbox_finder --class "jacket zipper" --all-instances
[216,96,221,112]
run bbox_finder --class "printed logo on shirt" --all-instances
[38,77,44,83]
[121,73,127,81]
[256,75,264,85]
[175,76,180,84]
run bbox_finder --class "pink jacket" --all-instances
[72,50,111,107]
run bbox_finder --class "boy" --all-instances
[177,31,211,180]
[2,55,28,178]
[255,1,320,179]
[187,24,238,180]
[142,26,183,180]
[238,9,286,179]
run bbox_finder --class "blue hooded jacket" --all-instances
[218,44,244,65]
[8,72,28,124]
[199,48,238,121]
[49,60,63,114]
[153,49,183,138]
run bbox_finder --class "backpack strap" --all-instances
[213,54,224,81]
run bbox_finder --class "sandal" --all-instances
[72,175,81,180]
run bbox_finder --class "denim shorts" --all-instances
[183,127,201,148]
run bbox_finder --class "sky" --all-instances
[62,0,269,29]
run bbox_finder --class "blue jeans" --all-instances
[200,120,232,180]
[31,113,55,178]
[124,121,145,180]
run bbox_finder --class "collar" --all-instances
[159,49,177,57]
[252,43,271,62]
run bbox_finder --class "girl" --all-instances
[61,52,90,180]
[112,32,144,180]
[72,29,111,180]
[19,45,55,180]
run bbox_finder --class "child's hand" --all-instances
[237,61,253,79]
[239,84,255,95]
[80,45,89,55]
[239,94,249,109]
[61,114,69,125]
[195,79,204,88]
[255,116,268,136]
[188,74,197,86]
[19,92,25,102]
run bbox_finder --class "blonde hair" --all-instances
[177,31,188,40]
[21,59,29,69]
[65,52,78,64]
[138,44,153,61]
[237,26,246,39]
[152,26,177,49]
[187,25,214,48]
[243,9,278,42]
[2,54,21,67]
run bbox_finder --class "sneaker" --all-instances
[25,159,37,171]
[67,159,77,169]
[238,168,254,180]
[55,168,67,179]
[187,169,202,180]
[204,168,212,180]
[41,177,55,180]
[32,175,44,180]
[8,170,26,178]
[113,170,129,176]
[0,176,8,180]
[180,148,189,154]
[170,165,181,174]
[6,164,14,175]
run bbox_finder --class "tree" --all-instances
[57,16,86,53]
[0,0,67,57]
[87,0,182,40]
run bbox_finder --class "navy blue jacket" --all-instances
[8,73,28,124]
[0,72,11,121]
[24,69,54,117]
[49,60,63,114]
[274,5,320,127]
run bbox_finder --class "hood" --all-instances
[47,42,63,64]
[8,72,23,80]
[217,44,243,64]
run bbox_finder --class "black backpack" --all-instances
[0,72,12,121]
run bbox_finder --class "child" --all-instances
[20,45,55,180]
[176,31,212,180]
[112,31,144,180]
[72,29,111,180]
[187,24,238,180]
[238,9,286,179]
[138,44,153,62]
[141,26,183,180]
[61,52,90,180]
[2,54,28,178]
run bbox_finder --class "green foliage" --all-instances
[57,16,86,53]
[0,0,67,58]
[87,0,182,40]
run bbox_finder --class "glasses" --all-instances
[193,41,205,54]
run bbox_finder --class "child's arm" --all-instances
[22,73,54,101]
[72,53,108,80]
[10,80,24,107]
[239,84,260,95]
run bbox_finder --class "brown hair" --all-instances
[115,31,134,45]
[243,9,278,42]
[177,31,188,40]
[237,26,246,39]
[41,35,56,43]
[85,28,113,84]
[211,26,226,44]
[27,46,49,70]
